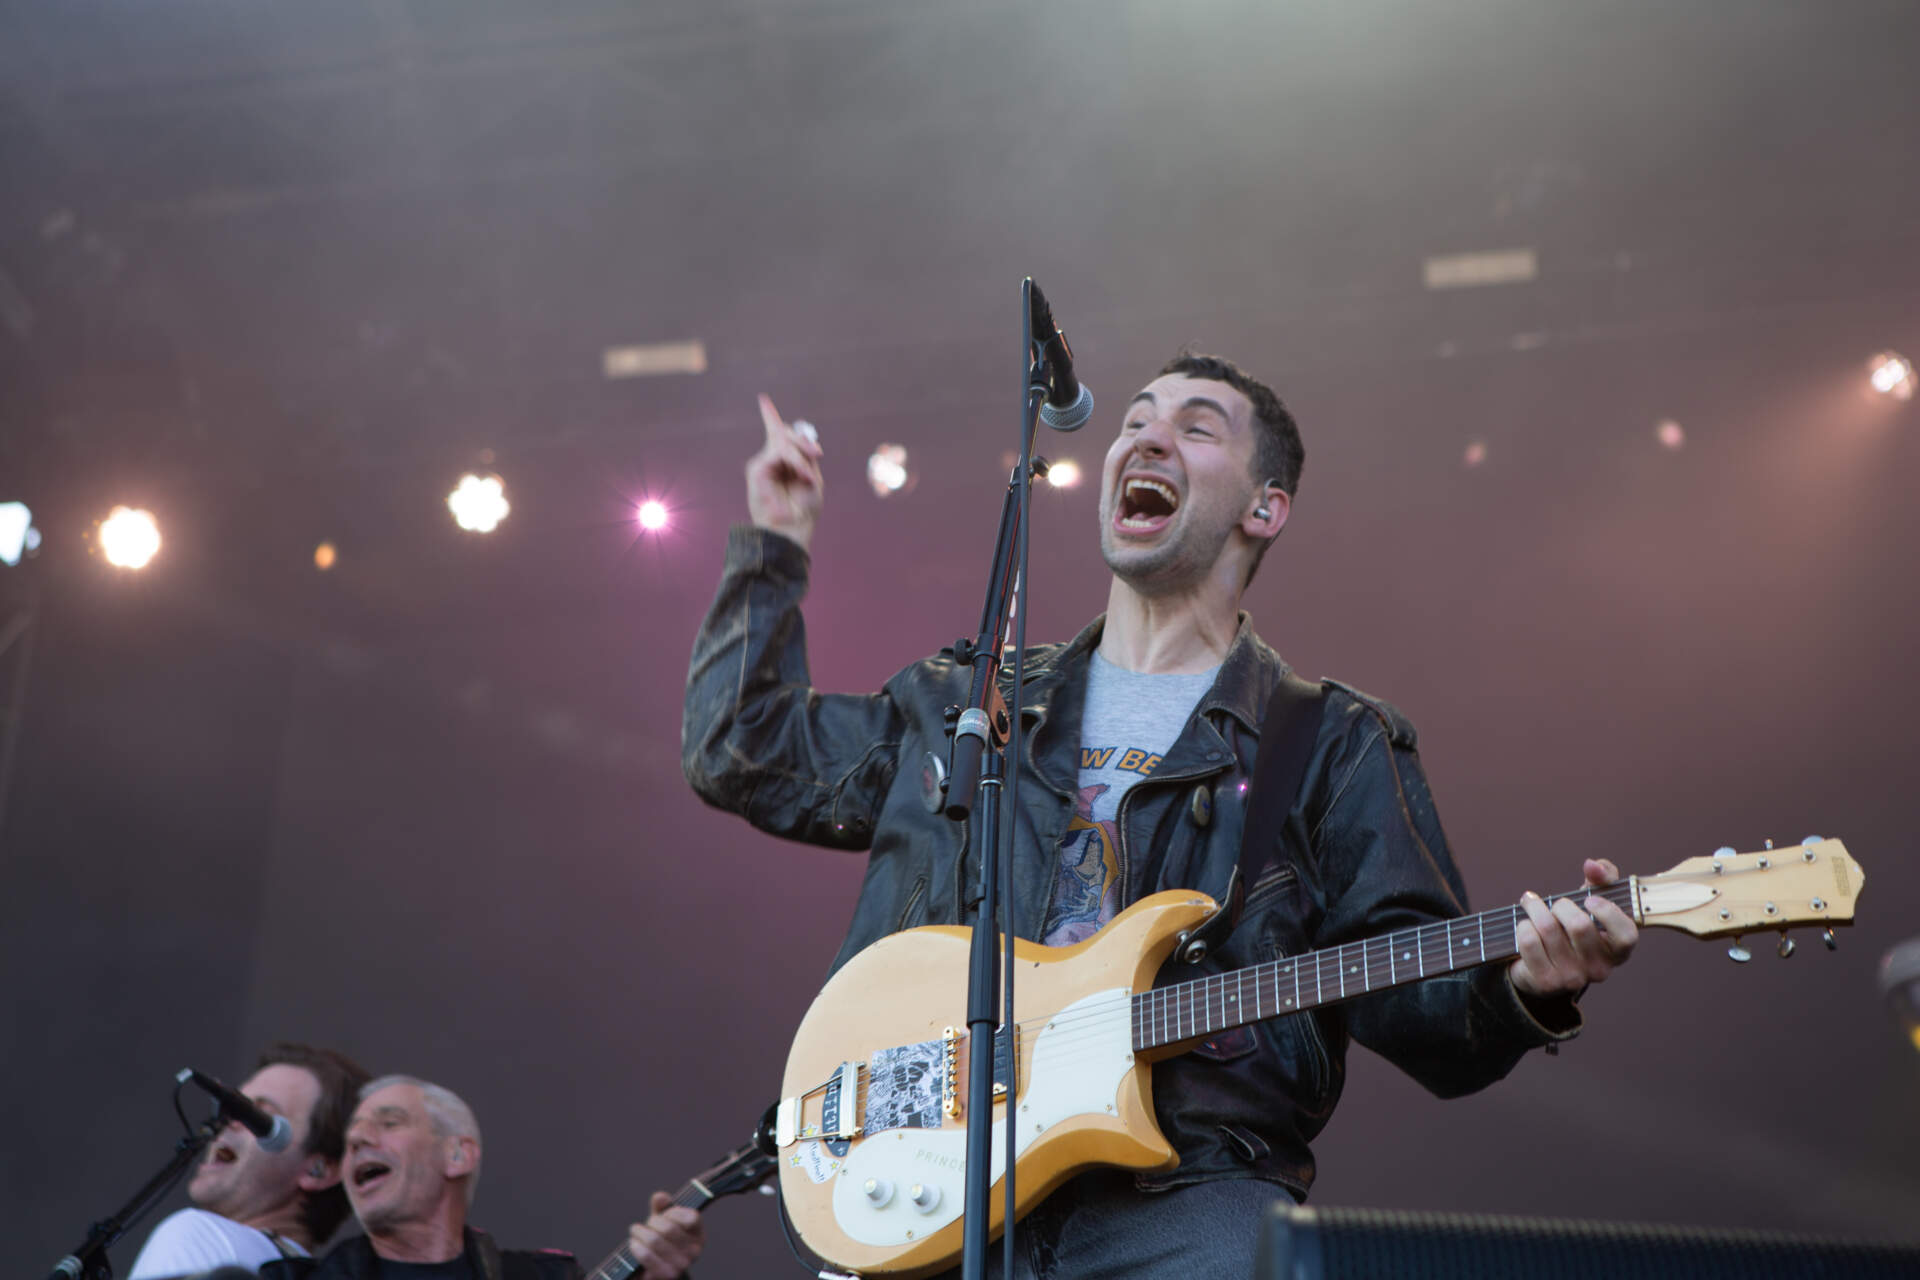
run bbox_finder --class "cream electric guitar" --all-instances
[771,839,1863,1278]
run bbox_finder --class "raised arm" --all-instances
[681,399,904,850]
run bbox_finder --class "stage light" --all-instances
[448,473,509,533]
[1045,459,1082,489]
[1463,440,1488,468]
[1868,351,1914,401]
[867,444,910,497]
[636,499,669,531]
[1881,936,1920,1055]
[1657,419,1686,450]
[0,502,38,566]
[314,542,337,571]
[100,506,161,569]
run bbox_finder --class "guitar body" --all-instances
[777,891,1218,1278]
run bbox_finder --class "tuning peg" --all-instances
[1727,939,1752,963]
[1777,935,1796,959]
[1800,834,1824,846]
[1822,928,1837,952]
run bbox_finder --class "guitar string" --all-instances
[1015,859,1804,1055]
[929,882,1632,1077]
[935,881,1639,1078]
[988,881,1637,1050]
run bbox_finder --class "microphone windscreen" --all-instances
[1040,384,1095,432]
[257,1114,294,1153]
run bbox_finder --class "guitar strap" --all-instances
[1237,671,1327,915]
[1180,671,1326,962]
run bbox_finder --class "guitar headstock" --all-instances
[1637,838,1862,951]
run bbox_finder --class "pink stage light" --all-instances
[637,499,670,531]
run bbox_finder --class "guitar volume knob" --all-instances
[863,1177,894,1207]
[909,1182,943,1214]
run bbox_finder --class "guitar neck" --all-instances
[1130,881,1635,1053]
[578,1179,713,1280]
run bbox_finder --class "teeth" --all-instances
[1124,478,1177,507]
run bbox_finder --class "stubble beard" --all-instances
[1099,499,1237,597]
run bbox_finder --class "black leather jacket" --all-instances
[263,1230,577,1280]
[684,526,1578,1199]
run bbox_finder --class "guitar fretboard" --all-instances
[1130,882,1634,1052]
[579,1180,713,1280]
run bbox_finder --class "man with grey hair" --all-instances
[288,1075,703,1280]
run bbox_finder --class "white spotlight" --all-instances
[1656,419,1685,450]
[636,499,670,531]
[1045,459,1082,489]
[448,473,510,533]
[100,506,161,569]
[867,444,911,497]
[1869,351,1915,401]
[0,501,38,566]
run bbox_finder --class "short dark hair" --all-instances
[1156,351,1305,583]
[256,1042,371,1243]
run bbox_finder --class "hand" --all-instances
[746,393,824,551]
[626,1190,705,1280]
[1508,858,1639,1001]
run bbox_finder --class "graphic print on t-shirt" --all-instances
[1040,653,1217,947]
[1043,783,1119,946]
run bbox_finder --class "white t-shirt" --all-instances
[127,1208,308,1280]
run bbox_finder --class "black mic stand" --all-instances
[938,277,1055,1280]
[48,1080,228,1280]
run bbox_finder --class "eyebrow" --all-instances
[1125,392,1234,421]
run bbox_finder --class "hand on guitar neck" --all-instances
[1508,858,1640,1004]
[622,1192,705,1280]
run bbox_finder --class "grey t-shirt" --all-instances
[1040,651,1219,946]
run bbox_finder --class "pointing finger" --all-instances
[759,393,786,441]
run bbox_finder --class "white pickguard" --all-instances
[830,987,1133,1247]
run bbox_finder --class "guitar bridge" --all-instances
[938,1023,1019,1118]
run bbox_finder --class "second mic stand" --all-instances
[48,1082,228,1280]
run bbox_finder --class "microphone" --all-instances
[177,1068,293,1153]
[1029,280,1095,431]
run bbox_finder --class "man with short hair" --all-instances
[296,1075,703,1280]
[129,1043,371,1279]
[682,352,1639,1276]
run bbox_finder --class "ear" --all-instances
[297,1155,341,1194]
[444,1136,479,1178]
[1243,484,1289,540]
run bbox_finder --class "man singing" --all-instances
[683,352,1637,1276]
[292,1075,704,1280]
[129,1044,370,1279]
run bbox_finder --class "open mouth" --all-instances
[209,1146,238,1166]
[1115,475,1179,533]
[352,1161,393,1193]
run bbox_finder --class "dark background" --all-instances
[4,3,1917,1275]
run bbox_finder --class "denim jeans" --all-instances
[931,1171,1296,1280]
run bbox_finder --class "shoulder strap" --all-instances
[1176,672,1326,963]
[1239,672,1326,895]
